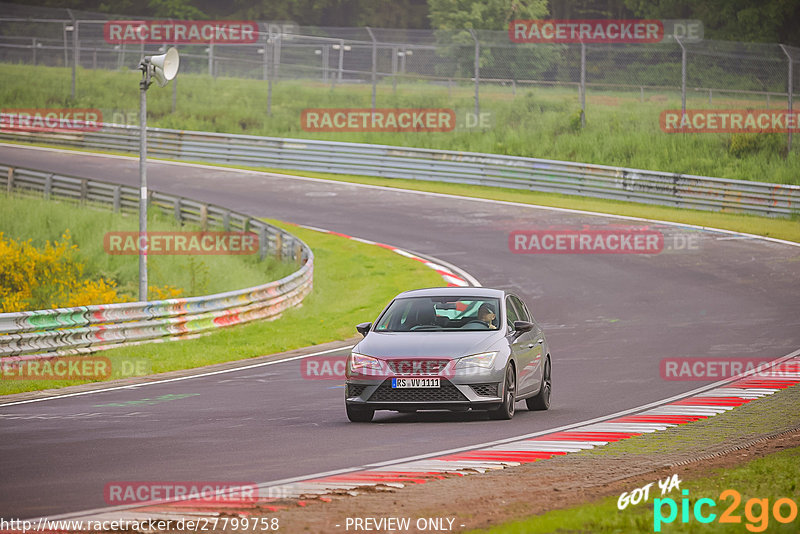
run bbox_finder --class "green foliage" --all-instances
[624,0,800,46]
[568,108,584,133]
[428,0,548,31]
[147,0,208,19]
[728,132,784,158]
[0,194,295,301]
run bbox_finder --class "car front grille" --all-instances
[386,359,449,375]
[347,384,367,397]
[469,383,499,397]
[367,379,467,402]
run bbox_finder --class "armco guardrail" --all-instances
[1,122,797,217]
[0,164,313,360]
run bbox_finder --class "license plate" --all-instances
[392,377,440,388]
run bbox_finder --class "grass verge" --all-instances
[0,192,294,301]
[0,221,444,395]
[474,446,800,533]
[471,384,800,534]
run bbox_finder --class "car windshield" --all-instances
[374,296,501,332]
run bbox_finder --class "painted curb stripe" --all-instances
[297,225,470,287]
[37,352,800,522]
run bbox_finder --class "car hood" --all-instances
[355,331,501,360]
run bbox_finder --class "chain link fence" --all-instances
[1,2,799,142]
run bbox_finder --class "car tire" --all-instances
[526,356,551,411]
[488,364,515,420]
[346,404,374,422]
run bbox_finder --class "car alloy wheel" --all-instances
[526,356,551,411]
[489,364,515,420]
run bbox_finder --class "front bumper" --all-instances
[345,377,503,410]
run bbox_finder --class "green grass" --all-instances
[472,383,800,534]
[1,63,798,185]
[0,221,445,395]
[472,446,800,534]
[0,193,294,300]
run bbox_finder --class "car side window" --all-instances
[505,296,520,330]
[511,296,530,322]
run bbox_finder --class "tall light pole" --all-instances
[137,47,179,302]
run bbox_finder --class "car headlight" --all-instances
[349,352,382,372]
[456,351,498,369]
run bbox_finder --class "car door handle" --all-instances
[537,338,544,344]
[527,343,535,348]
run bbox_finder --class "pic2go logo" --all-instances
[654,489,799,532]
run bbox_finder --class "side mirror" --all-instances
[513,320,534,333]
[356,322,372,337]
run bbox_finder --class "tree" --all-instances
[427,0,551,80]
[428,0,548,31]
[624,0,800,46]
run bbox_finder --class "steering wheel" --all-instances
[463,320,490,329]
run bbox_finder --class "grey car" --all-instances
[345,287,551,422]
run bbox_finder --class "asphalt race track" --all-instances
[1,144,799,519]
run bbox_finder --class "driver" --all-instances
[477,303,497,329]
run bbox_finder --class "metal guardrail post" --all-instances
[44,173,53,200]
[275,232,283,261]
[200,204,208,231]
[259,225,268,260]
[6,167,12,194]
[112,186,121,212]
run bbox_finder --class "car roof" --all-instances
[394,287,506,299]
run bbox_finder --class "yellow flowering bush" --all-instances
[0,231,182,312]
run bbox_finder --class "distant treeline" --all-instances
[9,0,800,45]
